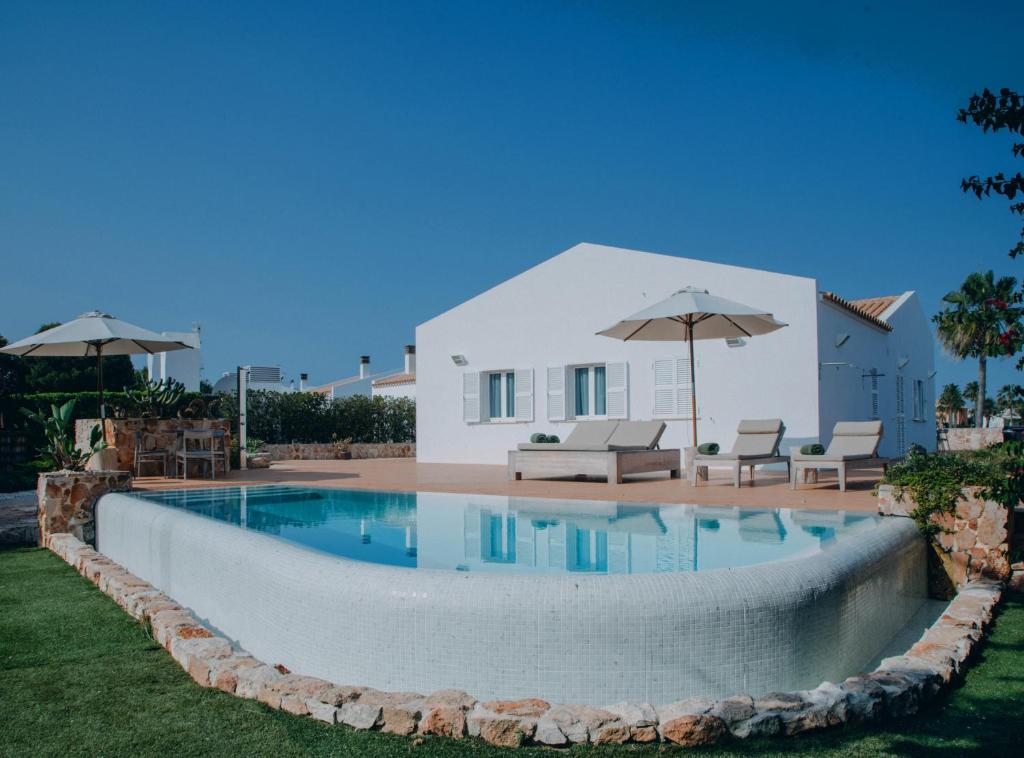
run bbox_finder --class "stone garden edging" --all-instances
[45,532,1004,749]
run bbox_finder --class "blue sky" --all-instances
[1,1,1022,393]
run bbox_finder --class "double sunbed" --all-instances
[509,417,887,490]
[508,420,680,484]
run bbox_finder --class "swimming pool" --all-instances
[96,485,926,704]
[132,485,883,575]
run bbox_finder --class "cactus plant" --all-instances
[126,378,186,418]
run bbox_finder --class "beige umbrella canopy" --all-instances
[597,287,787,444]
[0,311,192,417]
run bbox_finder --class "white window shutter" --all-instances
[546,366,565,421]
[653,358,692,418]
[676,357,694,419]
[514,369,534,422]
[605,361,629,419]
[653,359,676,417]
[463,372,481,423]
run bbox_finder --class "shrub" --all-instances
[880,444,1023,535]
[218,391,415,444]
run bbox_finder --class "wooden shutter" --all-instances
[546,366,565,421]
[514,369,534,422]
[653,358,693,418]
[463,372,481,423]
[605,361,629,419]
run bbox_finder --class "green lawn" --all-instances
[1,547,1021,757]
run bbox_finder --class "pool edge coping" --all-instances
[44,531,1003,749]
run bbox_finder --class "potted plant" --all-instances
[21,399,111,471]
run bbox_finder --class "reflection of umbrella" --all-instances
[597,287,788,444]
[0,311,192,417]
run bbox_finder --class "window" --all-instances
[463,369,533,423]
[546,362,627,421]
[486,371,515,419]
[573,365,607,418]
[912,379,926,422]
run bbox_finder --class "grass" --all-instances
[1,547,1021,757]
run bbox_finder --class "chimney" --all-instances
[300,372,308,391]
[359,355,370,379]
[404,345,416,375]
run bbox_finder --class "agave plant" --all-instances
[126,378,186,418]
[21,399,106,471]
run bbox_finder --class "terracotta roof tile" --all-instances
[372,373,415,387]
[848,295,900,320]
[821,292,896,331]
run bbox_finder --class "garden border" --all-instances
[45,532,1003,749]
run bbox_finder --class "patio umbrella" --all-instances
[0,311,192,418]
[596,287,787,445]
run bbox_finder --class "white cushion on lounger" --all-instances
[606,421,666,450]
[563,420,620,447]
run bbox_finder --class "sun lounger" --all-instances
[688,418,788,487]
[790,420,888,492]
[509,420,680,484]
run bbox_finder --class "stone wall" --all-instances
[941,428,1003,451]
[45,531,1006,750]
[75,418,232,473]
[37,470,132,545]
[261,442,416,461]
[878,484,1014,589]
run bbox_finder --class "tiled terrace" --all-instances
[134,458,882,512]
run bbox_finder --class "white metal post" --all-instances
[238,365,248,471]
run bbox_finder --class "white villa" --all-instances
[371,346,416,400]
[310,348,415,400]
[146,327,202,391]
[415,243,936,465]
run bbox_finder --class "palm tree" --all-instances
[938,383,965,426]
[963,381,980,424]
[997,384,1024,424]
[933,271,1023,428]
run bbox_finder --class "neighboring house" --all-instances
[213,366,296,394]
[372,346,416,400]
[415,243,936,464]
[146,327,202,391]
[309,352,407,400]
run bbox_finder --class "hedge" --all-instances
[218,391,415,444]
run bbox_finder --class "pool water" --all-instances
[136,485,880,575]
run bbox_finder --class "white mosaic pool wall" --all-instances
[96,493,926,705]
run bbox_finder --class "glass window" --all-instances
[594,366,606,416]
[489,373,502,418]
[575,367,590,417]
[506,371,515,418]
[573,364,607,418]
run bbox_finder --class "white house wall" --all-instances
[373,383,416,400]
[416,243,822,464]
[815,293,935,458]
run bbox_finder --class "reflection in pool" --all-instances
[136,486,877,575]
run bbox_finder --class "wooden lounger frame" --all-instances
[508,448,681,484]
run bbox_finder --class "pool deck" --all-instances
[133,458,882,512]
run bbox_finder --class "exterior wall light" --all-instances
[897,357,910,369]
[451,355,468,366]
[835,333,850,348]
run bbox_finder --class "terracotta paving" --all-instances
[133,458,882,512]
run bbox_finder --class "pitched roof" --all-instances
[372,372,415,387]
[821,291,898,331]
[849,295,901,320]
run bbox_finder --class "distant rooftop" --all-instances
[372,372,415,388]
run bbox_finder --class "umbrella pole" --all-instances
[97,343,105,420]
[688,320,697,446]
